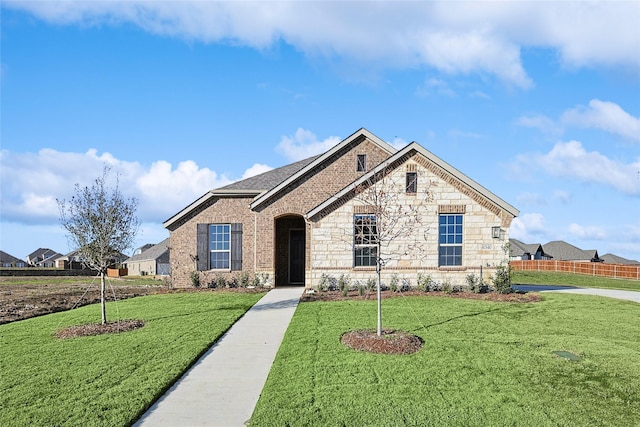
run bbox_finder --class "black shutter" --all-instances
[230,223,243,271]
[196,224,209,271]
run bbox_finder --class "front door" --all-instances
[289,229,305,284]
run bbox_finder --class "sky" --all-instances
[1,1,639,262]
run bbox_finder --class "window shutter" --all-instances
[196,224,209,271]
[230,223,243,271]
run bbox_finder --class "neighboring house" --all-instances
[132,244,155,256]
[124,238,170,276]
[509,239,551,261]
[543,240,602,262]
[601,253,640,265]
[0,250,27,267]
[164,128,519,288]
[56,249,129,270]
[26,248,63,267]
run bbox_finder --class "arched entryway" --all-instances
[274,215,306,286]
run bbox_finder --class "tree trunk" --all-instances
[376,243,382,336]
[100,271,107,325]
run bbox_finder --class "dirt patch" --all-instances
[55,319,145,339]
[0,279,167,324]
[301,289,541,303]
[342,329,423,355]
[0,278,267,325]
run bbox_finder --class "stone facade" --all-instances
[308,154,511,288]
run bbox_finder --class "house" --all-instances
[124,238,170,276]
[543,240,602,262]
[601,253,640,265]
[164,128,519,288]
[56,248,130,270]
[26,248,63,267]
[509,238,551,261]
[0,250,27,268]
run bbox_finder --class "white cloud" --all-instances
[516,114,563,137]
[510,212,547,242]
[390,137,409,150]
[6,2,639,87]
[553,190,572,205]
[516,140,640,196]
[0,148,232,224]
[242,163,273,179]
[568,223,606,240]
[561,99,640,142]
[416,77,457,97]
[276,128,341,162]
[516,192,547,206]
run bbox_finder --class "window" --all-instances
[439,214,463,266]
[354,214,377,267]
[357,154,366,172]
[406,172,417,193]
[209,224,231,269]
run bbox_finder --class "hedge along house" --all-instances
[164,128,519,288]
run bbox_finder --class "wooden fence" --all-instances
[511,260,640,281]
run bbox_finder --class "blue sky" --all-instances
[1,1,639,261]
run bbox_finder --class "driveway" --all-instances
[513,285,640,303]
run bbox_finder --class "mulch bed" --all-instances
[54,319,145,339]
[342,329,424,355]
[301,289,541,303]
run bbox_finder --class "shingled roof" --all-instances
[601,253,639,265]
[509,238,547,258]
[126,238,170,263]
[543,240,601,262]
[216,155,320,192]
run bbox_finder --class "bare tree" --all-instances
[354,164,434,335]
[57,166,140,324]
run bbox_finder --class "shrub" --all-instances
[466,273,482,294]
[238,271,252,288]
[318,274,333,292]
[358,284,365,296]
[190,271,201,288]
[493,264,513,294]
[400,278,412,292]
[209,274,227,289]
[228,275,239,288]
[417,273,433,292]
[389,274,399,292]
[366,278,376,291]
[441,279,452,294]
[338,274,351,292]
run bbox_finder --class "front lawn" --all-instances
[251,294,640,426]
[512,270,640,291]
[0,291,265,426]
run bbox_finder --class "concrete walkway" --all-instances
[134,286,304,427]
[513,285,640,303]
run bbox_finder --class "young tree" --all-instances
[57,167,140,324]
[354,164,434,335]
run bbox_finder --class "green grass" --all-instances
[513,270,640,291]
[0,291,265,426]
[250,294,640,426]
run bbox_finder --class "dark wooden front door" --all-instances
[289,229,305,284]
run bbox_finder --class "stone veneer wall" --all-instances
[308,156,511,288]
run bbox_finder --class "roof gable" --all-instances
[164,128,397,229]
[543,240,600,261]
[307,142,519,220]
[249,128,397,210]
[126,238,170,262]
